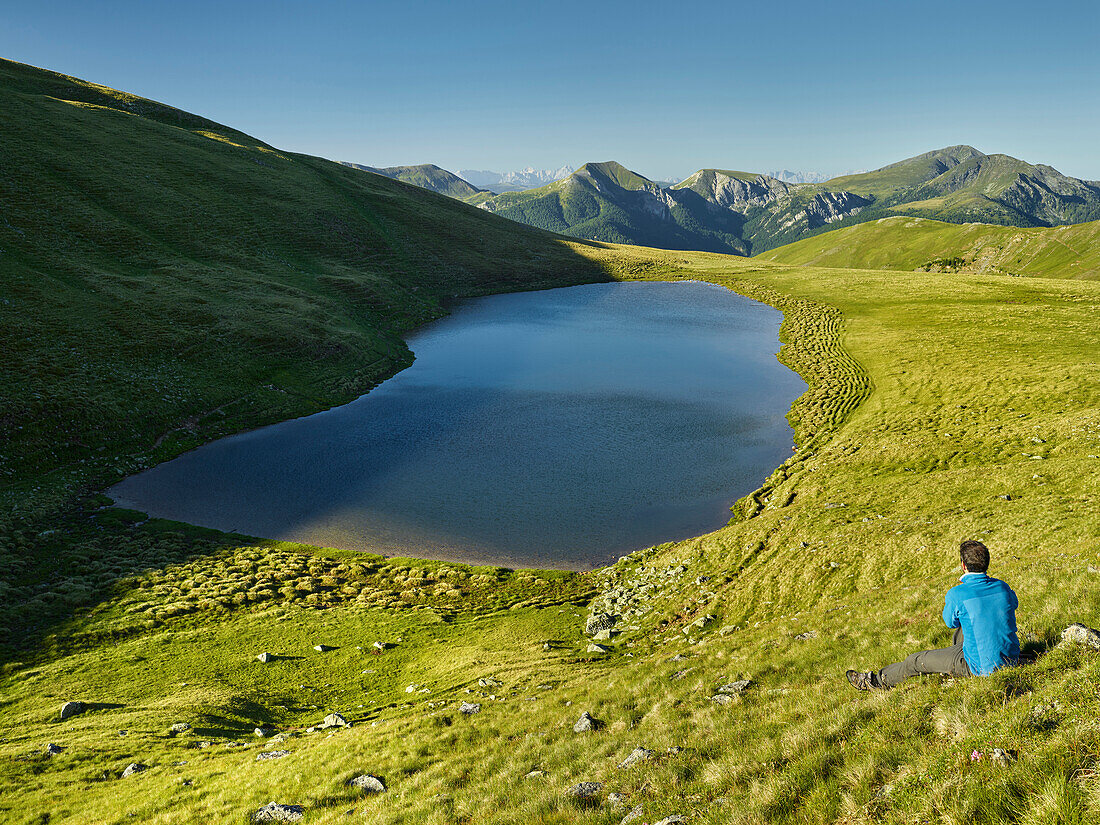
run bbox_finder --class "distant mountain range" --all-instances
[342,147,1100,256]
[457,166,575,192]
[767,169,834,184]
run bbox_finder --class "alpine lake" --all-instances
[110,281,806,570]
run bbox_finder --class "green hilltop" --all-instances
[3,58,1100,825]
[340,162,488,201]
[758,215,1100,279]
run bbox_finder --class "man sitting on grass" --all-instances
[847,540,1019,690]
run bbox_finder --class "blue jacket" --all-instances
[943,572,1019,676]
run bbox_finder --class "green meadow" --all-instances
[2,58,1100,824]
[759,215,1100,280]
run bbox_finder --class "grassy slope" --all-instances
[0,57,609,515]
[3,62,1100,824]
[757,215,1100,279]
[825,145,987,200]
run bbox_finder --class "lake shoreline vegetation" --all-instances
[2,57,1100,824]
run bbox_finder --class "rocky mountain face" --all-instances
[478,163,872,254]
[674,170,794,209]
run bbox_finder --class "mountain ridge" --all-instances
[374,146,1100,256]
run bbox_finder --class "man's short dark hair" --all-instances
[960,540,990,573]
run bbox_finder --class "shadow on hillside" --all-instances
[0,506,272,669]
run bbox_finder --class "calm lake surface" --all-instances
[110,281,806,570]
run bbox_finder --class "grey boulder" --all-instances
[256,751,290,761]
[573,711,602,732]
[585,613,617,636]
[1061,623,1100,650]
[618,747,654,769]
[717,679,752,695]
[565,781,602,799]
[251,802,304,822]
[318,713,348,729]
[347,773,386,793]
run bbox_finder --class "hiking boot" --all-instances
[846,669,882,691]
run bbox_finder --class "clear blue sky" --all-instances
[4,0,1099,181]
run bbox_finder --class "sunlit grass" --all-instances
[2,57,1100,824]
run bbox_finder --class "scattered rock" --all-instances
[459,702,481,715]
[59,701,86,720]
[251,802,304,822]
[718,625,738,636]
[525,769,547,779]
[478,678,501,688]
[654,816,686,825]
[372,641,388,652]
[256,751,290,761]
[573,711,602,733]
[256,652,274,663]
[254,727,273,738]
[717,679,752,695]
[670,653,688,662]
[318,713,348,729]
[565,781,602,800]
[683,614,715,634]
[794,631,817,641]
[618,747,655,769]
[593,629,618,641]
[542,642,552,651]
[621,803,645,825]
[347,774,386,793]
[1060,623,1100,650]
[667,746,683,755]
[585,613,617,636]
[711,694,735,706]
[587,643,610,654]
[990,748,1017,766]
[313,644,336,653]
[405,684,421,694]
[121,762,147,777]
[44,743,65,756]
[168,722,191,735]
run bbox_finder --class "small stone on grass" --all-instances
[347,774,386,793]
[251,802,304,822]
